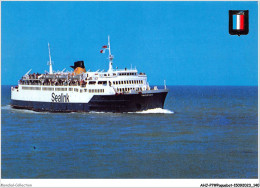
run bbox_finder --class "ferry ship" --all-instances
[11,37,168,112]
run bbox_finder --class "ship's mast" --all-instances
[108,36,114,72]
[48,43,53,74]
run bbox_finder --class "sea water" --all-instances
[1,85,258,178]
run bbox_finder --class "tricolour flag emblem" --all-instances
[229,10,249,36]
[233,14,244,30]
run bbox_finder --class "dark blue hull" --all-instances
[11,92,168,113]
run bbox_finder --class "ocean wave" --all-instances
[134,108,174,114]
[89,108,174,114]
[89,111,106,114]
[1,105,12,110]
[2,105,173,114]
[16,109,47,114]
[1,105,47,114]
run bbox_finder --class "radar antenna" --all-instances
[108,36,114,72]
[47,43,53,74]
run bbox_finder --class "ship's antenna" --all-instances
[108,35,114,72]
[48,42,53,74]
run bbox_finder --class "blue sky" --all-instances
[1,1,258,85]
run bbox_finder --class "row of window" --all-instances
[118,72,137,76]
[74,88,104,93]
[55,88,67,91]
[21,86,104,93]
[102,73,116,77]
[117,87,142,92]
[77,89,104,93]
[89,89,104,93]
[84,80,144,85]
[43,87,54,91]
[101,72,136,77]
[113,80,143,85]
[21,86,144,93]
[22,86,41,90]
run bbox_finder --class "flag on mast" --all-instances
[100,45,108,53]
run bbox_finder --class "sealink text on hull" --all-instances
[11,36,168,112]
